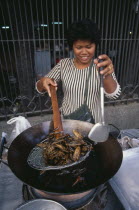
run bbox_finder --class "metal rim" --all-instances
[16,199,67,210]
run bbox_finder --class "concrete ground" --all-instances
[105,102,139,130]
[0,114,125,210]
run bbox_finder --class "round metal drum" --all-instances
[16,199,67,210]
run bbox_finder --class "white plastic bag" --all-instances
[128,138,139,148]
[117,136,131,150]
[118,136,139,150]
[7,116,31,145]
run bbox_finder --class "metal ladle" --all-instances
[88,60,109,143]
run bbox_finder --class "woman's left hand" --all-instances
[94,54,114,77]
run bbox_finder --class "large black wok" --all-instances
[7,120,123,194]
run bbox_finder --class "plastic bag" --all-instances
[128,138,139,148]
[117,136,131,150]
[7,116,31,145]
[118,136,139,150]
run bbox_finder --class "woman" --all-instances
[36,19,121,123]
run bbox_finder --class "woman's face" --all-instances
[73,40,96,66]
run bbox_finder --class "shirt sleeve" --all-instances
[35,60,62,94]
[104,72,121,99]
[45,60,62,82]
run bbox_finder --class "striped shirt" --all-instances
[42,58,121,123]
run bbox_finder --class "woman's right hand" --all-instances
[37,77,57,97]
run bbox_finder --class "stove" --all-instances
[22,184,107,209]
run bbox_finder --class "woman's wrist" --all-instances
[103,72,117,93]
[36,80,46,94]
[103,73,113,80]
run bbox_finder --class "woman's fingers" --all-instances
[48,80,57,97]
[41,78,57,97]
[100,64,114,76]
[94,54,114,76]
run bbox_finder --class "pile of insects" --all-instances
[37,130,93,166]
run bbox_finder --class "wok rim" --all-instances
[7,120,123,194]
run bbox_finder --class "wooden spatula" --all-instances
[50,85,63,137]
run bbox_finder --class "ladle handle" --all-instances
[50,85,63,132]
[99,59,105,124]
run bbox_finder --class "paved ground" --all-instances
[0,164,23,210]
[0,115,124,210]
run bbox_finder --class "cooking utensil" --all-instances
[27,86,92,171]
[1,119,122,194]
[16,199,67,210]
[27,85,64,170]
[49,85,63,137]
[88,60,109,142]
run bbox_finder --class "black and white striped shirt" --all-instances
[43,58,121,123]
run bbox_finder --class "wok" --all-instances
[7,119,123,194]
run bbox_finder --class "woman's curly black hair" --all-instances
[66,18,101,49]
